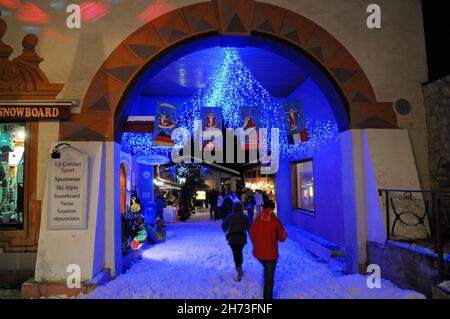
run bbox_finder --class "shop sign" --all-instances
[48,148,89,230]
[0,102,72,120]
[136,155,171,166]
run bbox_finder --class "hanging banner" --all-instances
[202,107,223,152]
[202,107,222,131]
[238,107,260,150]
[283,100,309,144]
[154,102,177,147]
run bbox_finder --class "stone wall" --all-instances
[423,75,450,189]
[367,241,441,297]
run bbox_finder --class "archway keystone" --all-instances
[60,0,396,142]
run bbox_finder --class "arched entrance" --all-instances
[59,0,396,142]
[57,0,400,279]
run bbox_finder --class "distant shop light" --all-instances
[196,191,206,200]
[245,181,274,191]
[153,177,182,190]
[16,131,26,140]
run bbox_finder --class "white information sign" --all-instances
[48,148,89,230]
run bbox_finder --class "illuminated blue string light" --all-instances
[123,48,340,160]
[177,48,286,152]
[122,132,172,157]
[177,47,339,159]
[164,163,208,180]
[285,119,340,159]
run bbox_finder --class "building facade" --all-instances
[0,0,431,293]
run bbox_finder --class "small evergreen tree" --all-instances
[179,174,208,222]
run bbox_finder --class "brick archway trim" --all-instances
[60,0,396,142]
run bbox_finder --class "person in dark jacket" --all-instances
[155,193,166,222]
[209,189,219,221]
[216,192,224,220]
[222,203,250,281]
[250,200,287,300]
[246,192,256,226]
[262,191,270,207]
[221,193,234,220]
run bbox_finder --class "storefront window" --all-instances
[293,160,315,212]
[0,123,25,229]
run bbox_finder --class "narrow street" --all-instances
[84,212,425,299]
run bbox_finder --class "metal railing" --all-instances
[378,189,450,281]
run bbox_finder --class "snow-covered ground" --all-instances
[83,211,425,299]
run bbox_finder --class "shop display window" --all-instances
[0,123,25,229]
[292,160,315,213]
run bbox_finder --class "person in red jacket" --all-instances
[249,200,287,299]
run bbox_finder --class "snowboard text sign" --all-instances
[48,148,89,230]
[0,104,71,120]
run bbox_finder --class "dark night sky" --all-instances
[421,1,450,83]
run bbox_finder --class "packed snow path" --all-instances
[85,212,424,299]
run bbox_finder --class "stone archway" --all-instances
[59,0,397,142]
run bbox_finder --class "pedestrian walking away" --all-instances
[216,192,224,220]
[209,189,219,221]
[249,200,287,299]
[222,202,250,282]
[221,193,234,220]
[254,190,264,216]
[246,191,256,226]
[155,193,166,222]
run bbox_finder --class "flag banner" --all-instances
[202,131,223,153]
[201,107,223,152]
[154,102,177,147]
[202,107,222,131]
[283,100,309,145]
[238,107,260,150]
